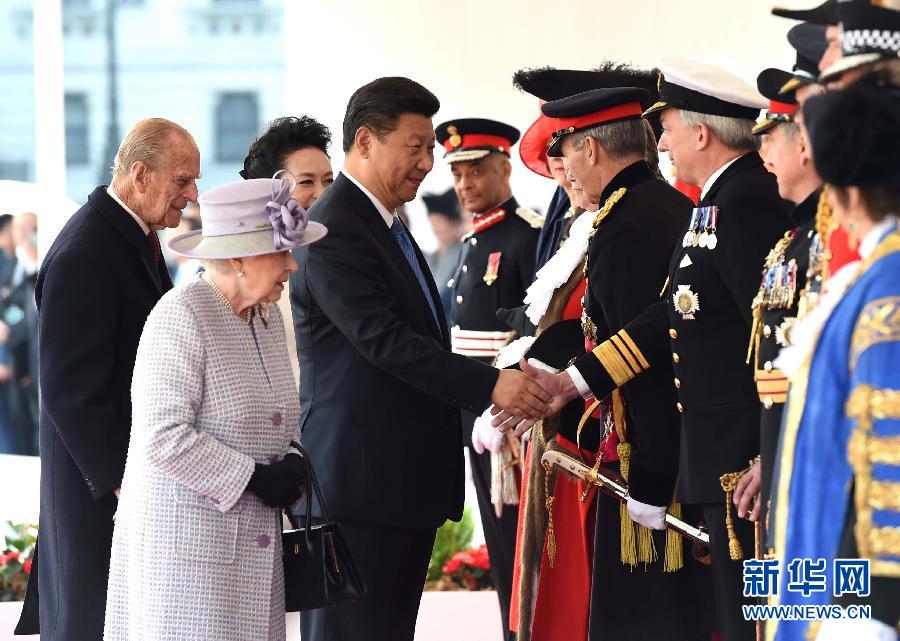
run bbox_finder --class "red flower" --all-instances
[442,557,461,575]
[5,551,19,563]
[23,558,32,574]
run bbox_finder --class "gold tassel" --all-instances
[814,186,835,292]
[719,470,746,561]
[617,441,637,567]
[542,460,557,568]
[746,305,763,368]
[611,390,627,443]
[664,500,684,572]
[637,523,658,565]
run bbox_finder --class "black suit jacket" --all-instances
[573,153,793,503]
[291,173,500,529]
[20,186,172,639]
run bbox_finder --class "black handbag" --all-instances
[283,445,366,611]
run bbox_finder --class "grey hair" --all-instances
[680,110,759,152]
[780,120,801,143]
[111,117,196,179]
[198,259,233,274]
[572,118,647,162]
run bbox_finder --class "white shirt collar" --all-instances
[700,155,742,201]
[106,186,150,235]
[341,170,395,228]
[859,214,898,260]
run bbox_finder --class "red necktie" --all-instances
[147,231,161,265]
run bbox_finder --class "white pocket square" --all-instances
[679,254,693,268]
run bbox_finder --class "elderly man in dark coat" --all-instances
[16,117,200,640]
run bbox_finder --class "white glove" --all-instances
[816,619,897,641]
[626,496,667,530]
[472,406,505,455]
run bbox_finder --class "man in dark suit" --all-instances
[291,76,551,641]
[495,59,793,641]
[433,117,540,638]
[16,118,200,640]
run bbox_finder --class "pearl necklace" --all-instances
[202,273,246,322]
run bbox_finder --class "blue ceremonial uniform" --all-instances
[771,224,900,641]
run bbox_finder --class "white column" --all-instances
[32,0,67,256]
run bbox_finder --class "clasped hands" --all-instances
[488,358,582,437]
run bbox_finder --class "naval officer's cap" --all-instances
[643,56,766,120]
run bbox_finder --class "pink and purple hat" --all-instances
[168,172,327,259]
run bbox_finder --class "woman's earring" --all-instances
[238,270,246,278]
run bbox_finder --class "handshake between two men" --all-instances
[486,357,671,533]
[489,358,580,436]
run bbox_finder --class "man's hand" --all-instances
[490,359,580,434]
[734,459,761,521]
[490,368,552,420]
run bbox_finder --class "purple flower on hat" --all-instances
[266,173,309,251]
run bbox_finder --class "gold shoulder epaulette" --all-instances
[515,207,545,229]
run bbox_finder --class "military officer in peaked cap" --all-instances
[539,85,717,641]
[494,57,793,641]
[513,65,663,277]
[435,116,541,640]
[729,66,825,559]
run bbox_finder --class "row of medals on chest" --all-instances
[683,206,719,249]
[751,229,801,349]
[673,207,718,318]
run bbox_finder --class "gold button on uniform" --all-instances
[456,295,464,304]
[764,360,773,372]
[674,378,681,389]
[462,265,468,273]
[763,396,774,410]
[676,402,683,413]
[669,328,678,339]
[763,324,772,338]
[672,353,680,364]
[470,237,478,247]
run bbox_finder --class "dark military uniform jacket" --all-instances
[450,196,540,363]
[572,152,793,503]
[579,160,692,506]
[749,189,819,531]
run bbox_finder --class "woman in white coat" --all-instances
[104,174,327,640]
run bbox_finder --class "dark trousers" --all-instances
[699,502,757,641]
[589,474,716,641]
[299,521,436,641]
[469,444,519,641]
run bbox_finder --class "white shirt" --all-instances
[342,170,394,228]
[106,186,150,235]
[700,155,742,201]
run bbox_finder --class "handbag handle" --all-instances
[285,443,331,544]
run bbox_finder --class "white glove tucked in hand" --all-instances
[626,496,667,531]
[472,406,505,454]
